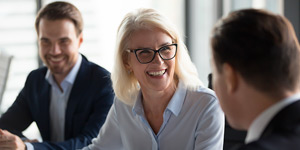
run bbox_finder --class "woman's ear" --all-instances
[222,63,238,94]
[123,54,132,73]
[125,64,132,74]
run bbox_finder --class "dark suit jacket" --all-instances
[0,55,114,150]
[237,100,300,150]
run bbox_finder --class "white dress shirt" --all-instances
[25,55,82,150]
[83,81,224,150]
[246,93,300,143]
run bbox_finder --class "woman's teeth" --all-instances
[148,70,166,76]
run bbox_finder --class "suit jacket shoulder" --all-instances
[239,100,300,150]
[0,55,114,150]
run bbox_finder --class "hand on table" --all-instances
[0,129,26,150]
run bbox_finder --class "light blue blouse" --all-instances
[83,81,224,150]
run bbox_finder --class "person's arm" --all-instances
[0,129,36,150]
[0,129,26,150]
[194,95,225,150]
[82,102,123,150]
[0,88,33,138]
[32,82,114,150]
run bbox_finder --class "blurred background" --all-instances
[0,0,298,141]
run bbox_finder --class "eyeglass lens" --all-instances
[135,44,177,63]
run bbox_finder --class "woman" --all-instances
[84,8,224,150]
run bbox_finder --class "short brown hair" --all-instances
[35,1,83,36]
[211,9,300,96]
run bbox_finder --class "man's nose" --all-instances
[49,43,62,55]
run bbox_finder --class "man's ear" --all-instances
[78,32,83,47]
[222,63,238,94]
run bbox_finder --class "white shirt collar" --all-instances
[245,93,300,143]
[132,80,187,117]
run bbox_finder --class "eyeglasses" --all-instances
[128,44,177,64]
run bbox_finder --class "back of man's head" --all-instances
[35,1,83,36]
[211,9,300,98]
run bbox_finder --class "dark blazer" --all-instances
[237,100,300,150]
[0,55,114,150]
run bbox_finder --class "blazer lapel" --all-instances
[260,100,300,139]
[38,78,51,141]
[64,55,90,138]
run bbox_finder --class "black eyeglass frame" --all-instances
[128,43,178,64]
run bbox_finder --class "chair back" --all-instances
[0,50,13,109]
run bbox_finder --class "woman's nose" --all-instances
[151,52,164,64]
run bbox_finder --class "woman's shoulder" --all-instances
[113,97,135,115]
[180,86,223,124]
[184,86,219,108]
[187,86,217,100]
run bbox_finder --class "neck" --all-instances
[241,88,300,130]
[52,74,66,92]
[53,74,66,84]
[140,81,177,134]
[141,81,177,115]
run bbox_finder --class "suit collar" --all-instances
[260,98,300,139]
[64,54,91,138]
[38,71,51,141]
[246,93,300,143]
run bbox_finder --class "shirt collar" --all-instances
[132,80,187,117]
[132,91,144,116]
[245,93,300,143]
[45,54,82,87]
[64,54,82,84]
[165,81,186,116]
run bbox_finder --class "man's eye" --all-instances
[60,39,69,44]
[41,40,50,45]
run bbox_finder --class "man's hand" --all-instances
[0,129,26,150]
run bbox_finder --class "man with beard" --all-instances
[0,2,114,150]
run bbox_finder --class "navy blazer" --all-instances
[0,55,114,149]
[237,100,300,150]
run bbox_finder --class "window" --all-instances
[0,0,38,112]
[43,0,185,72]
[1,0,185,141]
[186,0,284,86]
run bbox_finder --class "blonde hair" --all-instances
[111,8,203,105]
